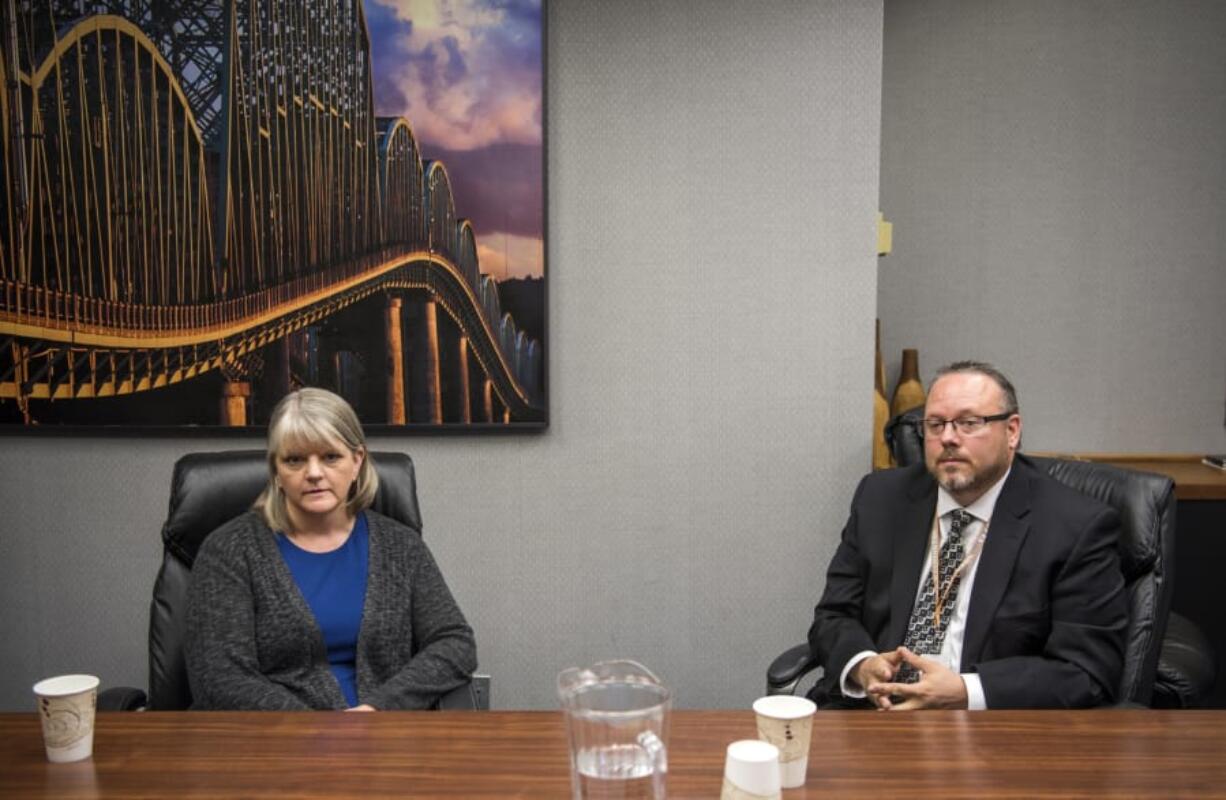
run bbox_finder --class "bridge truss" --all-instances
[1,0,543,425]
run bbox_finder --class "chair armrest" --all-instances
[436,675,490,710]
[766,643,821,695]
[1152,612,1217,709]
[98,686,148,712]
[1109,701,1148,709]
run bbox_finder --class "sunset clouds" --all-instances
[367,0,543,278]
[368,0,542,151]
[476,232,544,282]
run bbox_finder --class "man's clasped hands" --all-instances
[853,647,970,710]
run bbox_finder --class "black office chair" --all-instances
[99,450,488,711]
[768,407,1215,707]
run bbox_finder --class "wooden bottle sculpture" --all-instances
[873,322,892,470]
[890,348,926,417]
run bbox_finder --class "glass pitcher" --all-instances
[557,660,671,800]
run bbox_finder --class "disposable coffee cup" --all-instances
[33,674,99,763]
[752,695,816,789]
[721,739,781,800]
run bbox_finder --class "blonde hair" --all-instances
[255,388,379,532]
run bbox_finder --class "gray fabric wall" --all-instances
[0,1,884,710]
[879,0,1226,453]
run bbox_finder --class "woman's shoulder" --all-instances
[195,509,271,562]
[363,509,425,547]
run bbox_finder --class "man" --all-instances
[808,361,1127,709]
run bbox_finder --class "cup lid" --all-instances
[32,674,100,697]
[726,739,780,763]
[752,694,817,719]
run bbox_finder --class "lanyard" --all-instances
[929,510,988,628]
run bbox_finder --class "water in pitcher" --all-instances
[558,661,671,800]
[575,743,659,800]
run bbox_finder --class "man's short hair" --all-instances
[933,360,1019,415]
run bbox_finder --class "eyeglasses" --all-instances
[917,412,1014,437]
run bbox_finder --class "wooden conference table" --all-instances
[1,709,1224,798]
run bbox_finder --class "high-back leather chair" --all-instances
[1029,456,1174,704]
[768,408,1216,706]
[100,450,487,711]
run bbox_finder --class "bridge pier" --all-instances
[483,381,510,424]
[385,295,406,424]
[457,336,472,424]
[221,381,251,426]
[423,302,442,424]
[482,378,494,423]
[9,342,32,424]
[407,297,442,425]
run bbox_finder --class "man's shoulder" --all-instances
[855,462,930,498]
[842,464,933,518]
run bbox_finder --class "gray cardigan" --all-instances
[184,509,477,710]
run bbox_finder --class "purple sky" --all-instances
[366,0,543,279]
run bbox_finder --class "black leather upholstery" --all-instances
[1153,610,1217,709]
[1031,456,1173,705]
[768,407,1215,707]
[883,405,925,470]
[99,449,488,711]
[766,643,819,696]
[162,450,422,569]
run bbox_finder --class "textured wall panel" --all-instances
[878,0,1226,452]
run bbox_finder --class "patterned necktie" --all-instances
[899,509,973,683]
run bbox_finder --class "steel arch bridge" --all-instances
[1,1,543,426]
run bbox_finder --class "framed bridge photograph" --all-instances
[0,0,546,432]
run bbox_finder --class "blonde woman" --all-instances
[185,388,476,710]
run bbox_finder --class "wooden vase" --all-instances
[890,348,926,417]
[872,322,892,470]
[876,323,887,397]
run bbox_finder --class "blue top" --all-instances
[276,513,369,707]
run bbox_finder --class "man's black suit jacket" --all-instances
[808,454,1128,709]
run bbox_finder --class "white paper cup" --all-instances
[721,739,781,800]
[752,695,816,789]
[33,674,99,763]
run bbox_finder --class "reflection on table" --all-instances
[2,709,1225,798]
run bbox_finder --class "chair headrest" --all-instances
[1030,456,1174,578]
[162,449,422,567]
[885,404,926,468]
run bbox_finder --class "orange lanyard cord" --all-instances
[929,510,987,628]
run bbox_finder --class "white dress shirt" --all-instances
[839,468,1012,710]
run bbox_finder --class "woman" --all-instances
[185,388,477,710]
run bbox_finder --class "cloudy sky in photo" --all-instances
[367,0,543,279]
